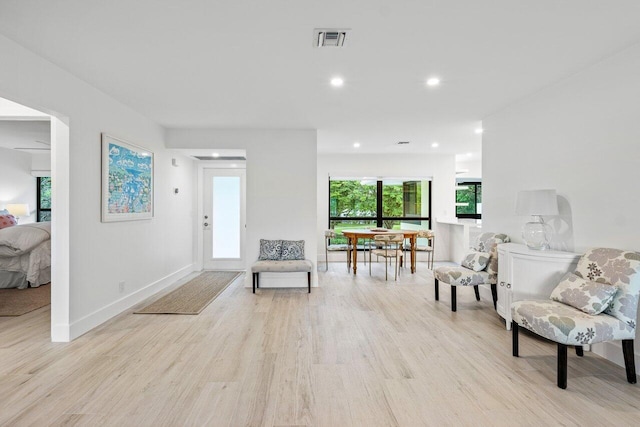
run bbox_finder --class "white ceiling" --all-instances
[1,1,640,155]
[0,120,51,152]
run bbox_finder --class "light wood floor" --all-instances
[1,262,640,426]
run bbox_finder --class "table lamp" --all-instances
[6,204,30,223]
[515,190,558,250]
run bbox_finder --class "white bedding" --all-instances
[0,222,51,289]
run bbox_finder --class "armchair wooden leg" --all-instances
[491,283,498,310]
[558,343,568,389]
[434,278,439,301]
[575,346,584,357]
[451,285,456,312]
[512,321,519,357]
[252,273,257,294]
[622,339,637,384]
[474,285,480,301]
[325,248,329,271]
[308,272,311,293]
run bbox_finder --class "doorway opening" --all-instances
[0,96,70,342]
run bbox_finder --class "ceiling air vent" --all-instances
[314,28,349,47]
[193,156,246,161]
[397,141,410,145]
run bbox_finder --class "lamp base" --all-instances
[522,216,552,250]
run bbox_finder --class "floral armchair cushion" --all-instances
[574,248,640,329]
[434,266,490,287]
[512,300,634,345]
[550,272,618,315]
[461,251,490,272]
[473,232,510,282]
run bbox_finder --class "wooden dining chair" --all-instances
[369,234,404,281]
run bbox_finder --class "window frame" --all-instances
[456,181,481,220]
[329,179,432,230]
[37,176,52,222]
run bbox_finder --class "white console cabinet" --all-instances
[497,243,580,330]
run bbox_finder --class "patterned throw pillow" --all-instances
[550,272,618,315]
[280,240,305,260]
[461,251,490,272]
[258,239,282,260]
[0,214,17,229]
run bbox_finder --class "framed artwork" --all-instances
[101,133,154,222]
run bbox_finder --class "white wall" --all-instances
[31,152,51,176]
[166,129,318,287]
[0,34,196,341]
[0,147,37,223]
[317,153,456,261]
[455,157,482,180]
[483,42,640,368]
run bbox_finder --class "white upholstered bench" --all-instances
[251,259,313,293]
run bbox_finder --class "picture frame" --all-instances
[101,133,154,222]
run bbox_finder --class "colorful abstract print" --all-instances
[107,143,152,214]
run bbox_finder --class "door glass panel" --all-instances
[212,176,240,258]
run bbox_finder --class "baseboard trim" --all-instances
[51,323,70,342]
[591,341,640,370]
[67,263,196,341]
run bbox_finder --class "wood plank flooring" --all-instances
[1,263,640,426]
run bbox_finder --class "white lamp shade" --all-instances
[6,204,30,217]
[515,190,558,216]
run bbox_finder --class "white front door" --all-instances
[203,168,246,270]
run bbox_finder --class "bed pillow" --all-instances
[0,214,17,229]
[258,239,282,260]
[461,251,490,272]
[280,240,305,260]
[550,272,618,315]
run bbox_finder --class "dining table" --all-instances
[341,229,419,274]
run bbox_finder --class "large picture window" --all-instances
[37,177,51,222]
[456,181,481,219]
[329,178,431,244]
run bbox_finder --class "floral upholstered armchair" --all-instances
[511,248,640,389]
[434,232,510,312]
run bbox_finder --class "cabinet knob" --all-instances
[506,283,512,289]
[500,282,505,287]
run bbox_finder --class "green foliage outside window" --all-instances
[38,177,52,222]
[456,182,481,218]
[329,179,429,243]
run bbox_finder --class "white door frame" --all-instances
[196,163,246,271]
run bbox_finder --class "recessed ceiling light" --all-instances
[231,163,237,167]
[475,128,483,134]
[431,142,439,148]
[467,152,473,156]
[330,77,344,87]
[353,142,360,148]
[212,152,220,158]
[426,77,440,87]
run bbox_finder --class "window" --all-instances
[37,177,51,222]
[329,178,431,244]
[456,181,481,219]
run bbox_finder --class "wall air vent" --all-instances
[397,141,410,145]
[314,28,349,47]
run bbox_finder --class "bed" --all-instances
[0,222,51,289]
